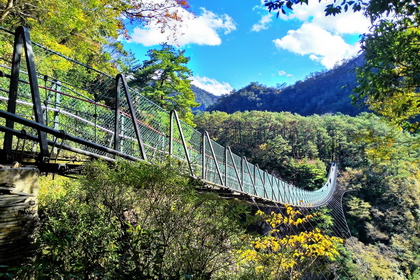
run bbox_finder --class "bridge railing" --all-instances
[0,26,337,207]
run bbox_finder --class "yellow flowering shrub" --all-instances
[237,205,343,279]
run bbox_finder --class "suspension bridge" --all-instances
[0,26,341,211]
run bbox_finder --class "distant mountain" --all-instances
[192,84,219,112]
[208,55,367,116]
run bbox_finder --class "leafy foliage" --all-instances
[265,0,367,17]
[265,0,419,20]
[353,20,420,132]
[14,161,247,279]
[236,207,343,279]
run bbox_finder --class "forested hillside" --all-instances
[209,55,366,116]
[195,111,420,279]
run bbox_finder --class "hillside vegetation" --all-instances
[195,111,420,279]
[192,84,220,112]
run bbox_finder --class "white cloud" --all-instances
[314,12,370,35]
[191,75,233,96]
[201,8,236,35]
[268,0,369,67]
[273,23,360,68]
[129,8,236,46]
[278,70,293,77]
[251,14,273,32]
[278,0,370,35]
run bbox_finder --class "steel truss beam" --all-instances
[4,26,49,163]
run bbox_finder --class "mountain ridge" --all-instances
[191,84,219,112]
[205,55,366,116]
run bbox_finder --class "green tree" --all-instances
[353,20,420,132]
[130,44,199,126]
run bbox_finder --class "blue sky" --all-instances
[122,0,370,95]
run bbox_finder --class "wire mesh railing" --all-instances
[0,26,337,207]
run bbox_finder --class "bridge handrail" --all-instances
[0,26,338,207]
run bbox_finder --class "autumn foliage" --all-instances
[237,206,343,279]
